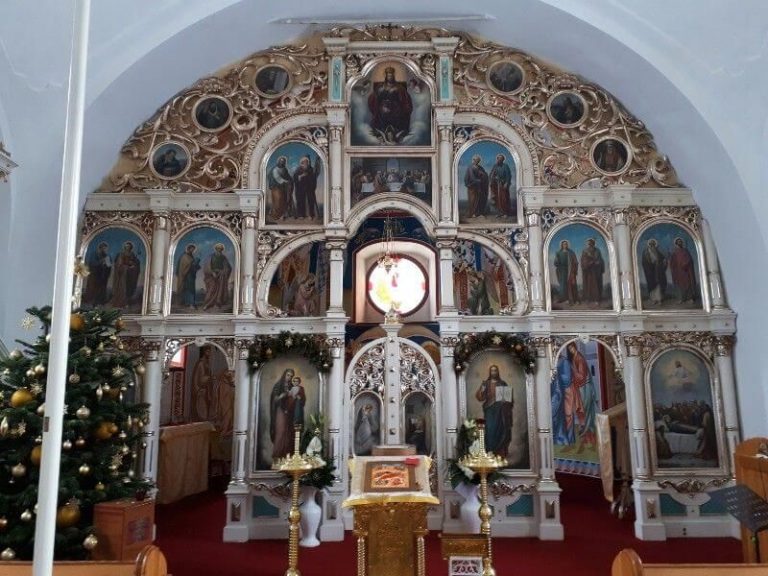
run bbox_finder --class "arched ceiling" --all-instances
[0,0,767,432]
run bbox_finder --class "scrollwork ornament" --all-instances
[82,211,155,239]
[328,24,452,42]
[168,211,243,239]
[540,207,613,234]
[657,477,729,497]
[349,344,385,397]
[400,343,436,397]
[489,480,534,500]
[235,338,254,360]
[626,206,700,237]
[714,335,735,357]
[252,482,291,501]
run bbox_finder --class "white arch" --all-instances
[243,113,328,189]
[346,196,438,240]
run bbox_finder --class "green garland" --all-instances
[247,332,333,375]
[453,331,536,374]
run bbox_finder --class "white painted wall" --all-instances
[0,0,766,435]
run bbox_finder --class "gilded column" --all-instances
[701,218,727,309]
[435,106,455,223]
[139,339,163,482]
[527,211,545,312]
[613,209,636,311]
[714,335,739,474]
[230,340,252,484]
[326,106,346,227]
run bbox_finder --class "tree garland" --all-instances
[247,331,333,375]
[453,331,536,374]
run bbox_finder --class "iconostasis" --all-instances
[76,25,738,543]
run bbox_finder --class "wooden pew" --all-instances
[1,544,168,576]
[612,549,768,576]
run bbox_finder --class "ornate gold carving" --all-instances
[255,230,312,276]
[274,125,329,151]
[453,34,679,189]
[235,338,254,360]
[349,344,385,397]
[623,332,715,365]
[657,477,730,496]
[82,211,155,239]
[489,480,534,500]
[168,211,243,238]
[714,335,735,357]
[328,24,452,42]
[100,41,328,194]
[540,207,614,234]
[252,482,292,501]
[626,206,700,236]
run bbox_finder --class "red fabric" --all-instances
[156,474,740,576]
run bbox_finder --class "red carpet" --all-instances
[155,474,741,576]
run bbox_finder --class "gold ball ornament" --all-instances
[45,333,51,343]
[26,368,36,379]
[80,346,92,357]
[78,463,91,476]
[94,422,113,440]
[118,431,127,440]
[30,445,42,466]
[115,318,125,331]
[0,417,9,437]
[56,501,81,528]
[75,437,86,448]
[0,516,8,530]
[95,386,103,400]
[9,349,22,360]
[69,313,85,332]
[109,423,118,434]
[514,343,523,352]
[83,534,98,551]
[20,509,33,522]
[35,435,42,444]
[68,373,81,385]
[33,364,45,376]
[11,463,27,478]
[62,439,72,450]
[36,403,45,416]
[135,363,146,375]
[1,547,16,561]
[95,482,105,491]
[76,405,91,420]
[10,388,34,407]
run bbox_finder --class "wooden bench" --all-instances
[613,549,768,576]
[1,544,168,576]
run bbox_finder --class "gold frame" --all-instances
[546,90,589,129]
[486,60,526,97]
[589,135,632,176]
[191,95,233,133]
[364,460,417,492]
[253,63,293,99]
[148,140,192,180]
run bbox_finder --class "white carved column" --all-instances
[701,218,727,309]
[714,335,739,475]
[319,333,345,541]
[613,209,636,311]
[326,106,346,227]
[527,211,545,312]
[139,339,163,483]
[439,334,461,533]
[432,36,458,102]
[236,190,260,315]
[146,190,172,315]
[623,335,666,540]
[435,106,455,223]
[532,336,563,540]
[327,241,346,316]
[223,339,253,542]
[383,321,403,445]
[322,37,348,103]
[437,240,456,312]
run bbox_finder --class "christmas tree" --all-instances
[0,306,150,561]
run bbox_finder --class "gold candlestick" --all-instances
[272,425,322,576]
[459,421,507,576]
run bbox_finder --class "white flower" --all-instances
[459,463,475,480]
[468,439,483,457]
[491,336,502,345]
[306,435,322,457]
[285,337,293,348]
[463,419,476,430]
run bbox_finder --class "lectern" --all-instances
[343,455,439,576]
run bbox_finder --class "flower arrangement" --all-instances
[248,332,333,375]
[446,419,501,488]
[453,331,536,375]
[298,413,336,490]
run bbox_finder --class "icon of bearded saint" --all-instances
[368,67,413,144]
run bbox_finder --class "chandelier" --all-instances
[377,214,398,273]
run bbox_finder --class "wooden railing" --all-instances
[0,544,168,576]
[612,549,768,576]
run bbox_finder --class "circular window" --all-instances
[367,256,427,316]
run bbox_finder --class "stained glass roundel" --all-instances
[367,256,427,316]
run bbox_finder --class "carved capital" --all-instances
[613,209,628,226]
[235,338,253,360]
[140,339,163,362]
[623,335,645,358]
[154,214,168,231]
[243,214,257,230]
[526,212,540,227]
[714,335,735,357]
